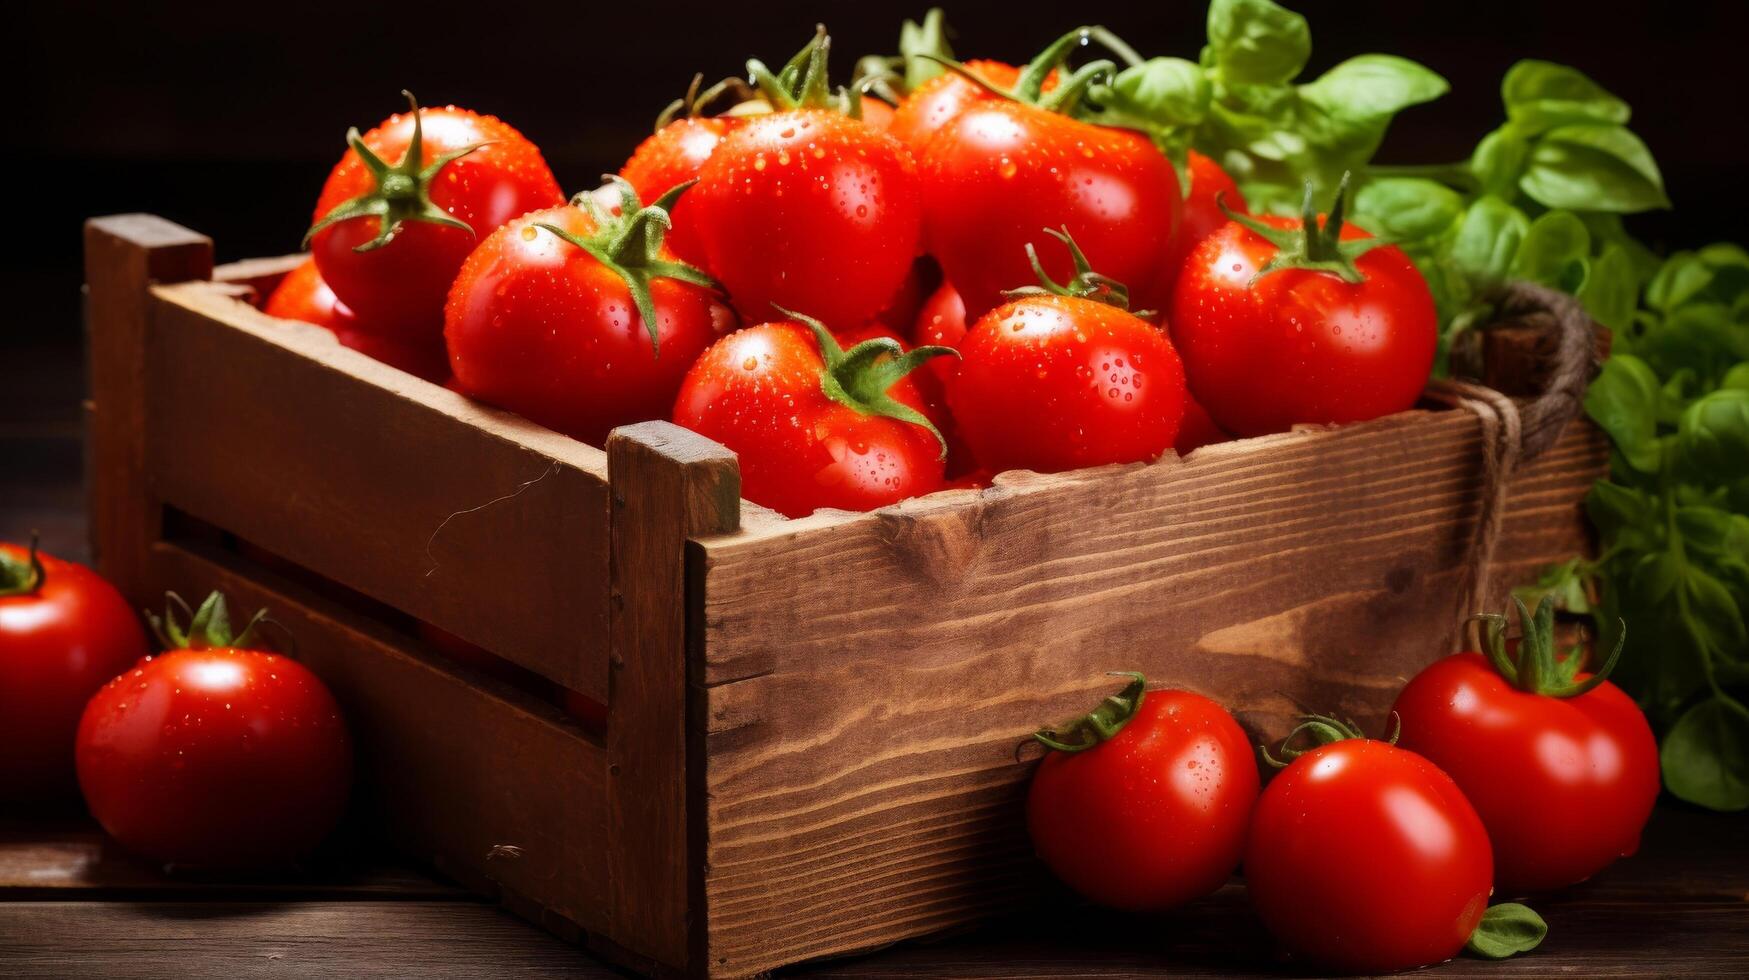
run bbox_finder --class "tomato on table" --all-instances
[1027,673,1259,910]
[689,30,922,330]
[1170,175,1436,437]
[919,29,1178,319]
[0,539,149,798]
[1245,715,1544,971]
[76,593,352,868]
[673,311,955,518]
[1394,596,1660,893]
[949,230,1185,474]
[445,179,721,447]
[306,92,563,344]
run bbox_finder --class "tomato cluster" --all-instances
[260,20,1442,520]
[1025,594,1658,972]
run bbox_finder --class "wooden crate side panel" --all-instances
[695,411,1606,974]
[144,541,615,935]
[142,282,612,701]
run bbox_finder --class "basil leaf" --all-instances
[1587,480,1657,540]
[1585,354,1665,473]
[1465,903,1548,959]
[1679,389,1749,480]
[1520,124,1671,213]
[1092,57,1211,129]
[1502,59,1631,134]
[1298,54,1448,120]
[1663,695,1749,811]
[1471,126,1530,199]
[1353,178,1463,243]
[1513,210,1591,289]
[1447,195,1530,287]
[1723,363,1749,391]
[1206,0,1310,86]
[1577,243,1639,331]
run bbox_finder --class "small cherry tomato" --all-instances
[76,593,351,868]
[673,312,954,518]
[948,231,1185,474]
[1170,176,1436,437]
[0,539,149,798]
[307,92,564,344]
[1028,673,1260,911]
[1394,596,1660,893]
[445,180,721,446]
[1245,717,1499,972]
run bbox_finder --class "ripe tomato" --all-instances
[446,181,720,447]
[620,77,748,267]
[886,59,1025,153]
[265,258,449,383]
[673,313,953,517]
[1027,673,1259,911]
[919,34,1178,319]
[0,540,148,798]
[1160,151,1246,304]
[858,96,896,132]
[1245,717,1494,972]
[911,279,968,385]
[1170,178,1437,437]
[690,34,922,329]
[76,593,351,868]
[1175,391,1232,456]
[307,92,564,344]
[948,232,1185,474]
[1394,597,1660,893]
[834,317,967,475]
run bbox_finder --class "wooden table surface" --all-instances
[4,344,1749,978]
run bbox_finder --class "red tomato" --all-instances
[1394,597,1659,893]
[264,258,450,383]
[1175,390,1232,456]
[76,593,351,868]
[308,93,564,344]
[620,115,734,267]
[689,35,922,331]
[1170,180,1437,437]
[1027,674,1259,911]
[948,233,1185,474]
[834,318,966,474]
[1245,719,1493,972]
[886,60,1024,152]
[673,316,951,517]
[446,183,720,447]
[0,541,148,798]
[873,257,939,336]
[1160,151,1246,304]
[859,96,896,132]
[911,279,968,388]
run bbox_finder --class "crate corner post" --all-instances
[605,420,740,977]
[82,214,213,600]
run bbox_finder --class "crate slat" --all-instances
[142,282,612,701]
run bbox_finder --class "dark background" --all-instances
[5,0,1746,551]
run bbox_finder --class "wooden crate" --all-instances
[83,214,1608,977]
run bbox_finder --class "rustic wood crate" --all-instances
[83,214,1608,977]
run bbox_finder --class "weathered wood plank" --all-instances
[604,422,741,972]
[83,215,213,599]
[693,409,1607,975]
[144,540,618,940]
[143,281,613,700]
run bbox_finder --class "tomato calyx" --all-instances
[1473,593,1627,698]
[853,7,954,104]
[1033,671,1147,753]
[1003,227,1139,313]
[1219,171,1387,286]
[148,591,270,653]
[746,25,864,119]
[1260,711,1401,768]
[654,73,755,132]
[922,25,1117,116]
[0,532,46,597]
[535,177,721,355]
[303,91,490,253]
[783,306,958,459]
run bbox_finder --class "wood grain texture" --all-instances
[141,281,613,700]
[693,408,1607,975]
[142,539,620,941]
[604,422,741,972]
[83,215,213,599]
